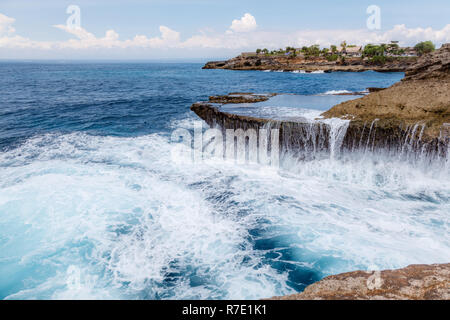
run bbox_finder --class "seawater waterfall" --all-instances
[191,101,449,168]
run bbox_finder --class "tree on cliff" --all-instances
[414,41,435,56]
[363,44,385,57]
[363,44,388,64]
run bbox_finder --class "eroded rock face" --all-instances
[323,44,450,141]
[191,97,337,160]
[269,263,450,300]
[191,94,447,160]
[193,45,450,160]
[404,44,450,80]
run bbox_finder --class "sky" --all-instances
[0,0,449,60]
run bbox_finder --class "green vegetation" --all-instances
[386,42,404,56]
[252,40,433,64]
[326,54,339,62]
[362,40,432,64]
[368,55,387,65]
[363,44,385,57]
[301,45,320,57]
[285,46,296,53]
[268,48,287,55]
[414,41,435,56]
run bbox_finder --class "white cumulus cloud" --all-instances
[228,13,257,33]
[1,11,450,58]
[127,26,181,48]
[0,13,15,35]
[51,24,180,49]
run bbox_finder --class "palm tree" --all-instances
[380,43,387,56]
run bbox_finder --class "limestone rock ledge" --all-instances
[191,94,448,159]
[323,44,450,140]
[193,45,450,158]
[269,263,450,300]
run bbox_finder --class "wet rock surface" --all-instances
[191,92,448,160]
[269,263,450,300]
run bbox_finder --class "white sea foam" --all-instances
[322,90,353,95]
[0,131,448,299]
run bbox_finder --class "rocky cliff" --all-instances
[191,94,447,161]
[195,46,449,158]
[203,54,417,73]
[190,46,450,301]
[194,45,450,161]
[323,44,450,143]
[269,263,450,300]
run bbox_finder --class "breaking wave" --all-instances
[322,90,353,95]
[1,127,448,300]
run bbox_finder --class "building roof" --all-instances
[346,46,362,53]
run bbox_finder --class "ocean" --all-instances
[0,62,448,299]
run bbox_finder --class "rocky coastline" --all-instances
[192,97,447,161]
[269,263,450,300]
[203,54,417,73]
[323,43,450,141]
[193,44,450,160]
[190,44,450,299]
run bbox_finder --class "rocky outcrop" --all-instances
[192,47,450,301]
[192,45,450,161]
[191,93,447,160]
[203,54,417,73]
[269,263,450,300]
[208,93,275,104]
[404,44,450,80]
[323,44,450,141]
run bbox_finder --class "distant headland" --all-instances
[203,41,437,73]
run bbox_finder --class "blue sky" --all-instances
[1,0,449,59]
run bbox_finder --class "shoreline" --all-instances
[203,54,417,73]
[191,45,450,300]
[269,263,450,300]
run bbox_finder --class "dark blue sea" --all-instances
[0,62,448,299]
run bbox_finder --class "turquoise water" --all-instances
[0,63,448,299]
